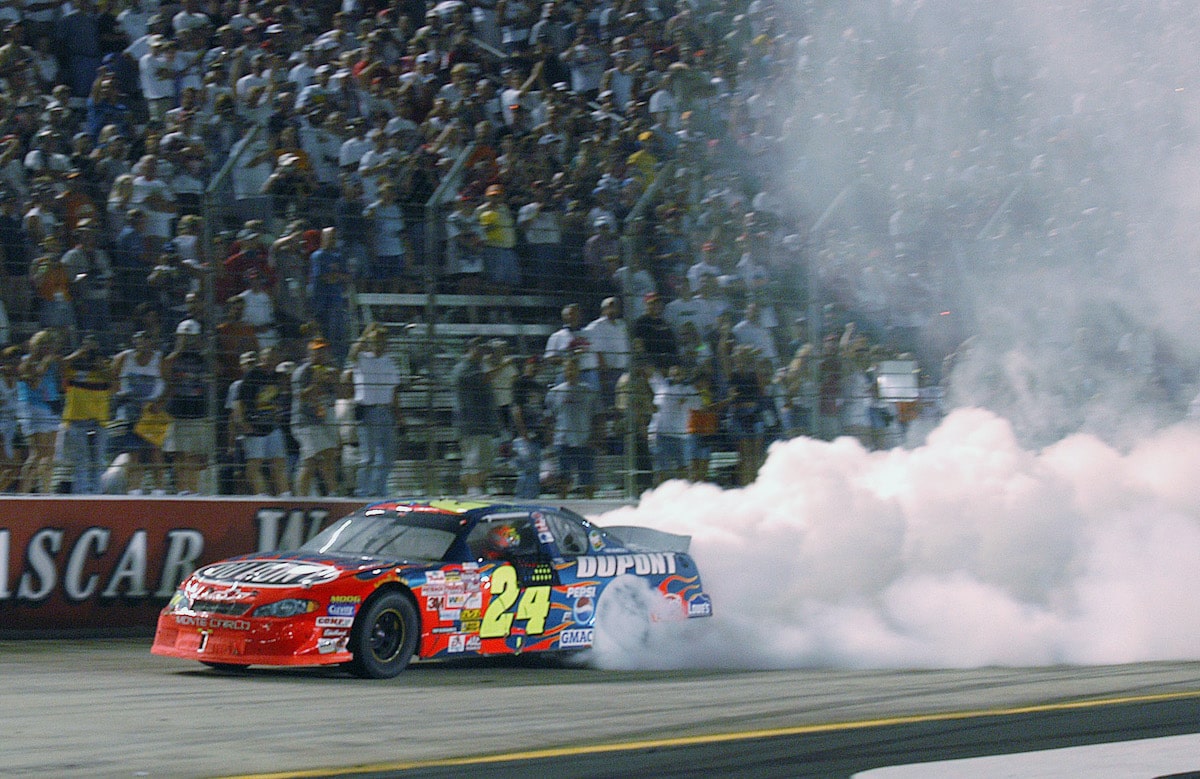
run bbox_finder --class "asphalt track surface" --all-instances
[4,639,1200,778]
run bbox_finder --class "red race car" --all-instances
[152,500,713,678]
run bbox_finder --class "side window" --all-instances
[466,514,541,560]
[542,512,589,556]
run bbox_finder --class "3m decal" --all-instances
[574,553,677,578]
[478,565,551,638]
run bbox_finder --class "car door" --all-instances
[466,512,561,654]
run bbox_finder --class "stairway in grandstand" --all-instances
[355,292,564,494]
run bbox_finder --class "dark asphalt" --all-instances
[326,694,1200,779]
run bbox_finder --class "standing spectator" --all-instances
[363,181,408,293]
[546,356,597,498]
[613,251,656,322]
[516,179,563,290]
[0,345,21,492]
[727,345,764,486]
[215,296,259,387]
[111,329,166,494]
[16,329,62,493]
[139,37,178,120]
[485,339,519,437]
[0,189,31,324]
[130,154,175,253]
[233,346,290,496]
[56,0,103,97]
[840,336,875,449]
[583,295,629,408]
[60,219,113,349]
[582,213,618,288]
[349,324,403,498]
[816,333,843,441]
[333,175,367,278]
[308,227,351,365]
[732,302,778,367]
[290,337,341,496]
[631,292,677,371]
[475,183,520,292]
[451,336,499,496]
[220,223,274,300]
[543,302,598,389]
[230,127,274,224]
[59,335,114,494]
[161,318,212,494]
[648,364,701,485]
[510,356,546,499]
[235,269,278,350]
[30,236,77,337]
[445,193,485,293]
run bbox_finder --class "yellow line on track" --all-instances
[219,687,1200,779]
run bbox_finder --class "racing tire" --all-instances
[593,576,653,653]
[346,591,419,679]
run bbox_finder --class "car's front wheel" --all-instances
[346,591,419,679]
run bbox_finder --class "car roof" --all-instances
[362,499,581,520]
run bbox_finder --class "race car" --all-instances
[151,500,713,678]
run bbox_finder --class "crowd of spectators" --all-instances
[22,0,1164,494]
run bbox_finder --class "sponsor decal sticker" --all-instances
[574,553,677,578]
[197,559,341,588]
[448,634,466,653]
[588,530,604,551]
[315,616,353,628]
[327,595,360,617]
[565,585,596,599]
[175,615,251,631]
[688,595,713,617]
[317,636,348,654]
[572,595,595,625]
[559,628,593,648]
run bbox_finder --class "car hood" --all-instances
[189,551,436,590]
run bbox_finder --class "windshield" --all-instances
[300,510,461,561]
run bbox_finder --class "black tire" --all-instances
[346,591,419,679]
[593,576,653,652]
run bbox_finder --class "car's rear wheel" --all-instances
[346,591,419,679]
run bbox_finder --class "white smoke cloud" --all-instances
[589,410,1200,670]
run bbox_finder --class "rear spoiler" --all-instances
[604,526,692,554]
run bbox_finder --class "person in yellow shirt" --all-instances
[60,335,115,493]
[626,131,659,185]
[475,183,521,291]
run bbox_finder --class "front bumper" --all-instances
[151,612,353,667]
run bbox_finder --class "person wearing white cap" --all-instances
[162,318,213,494]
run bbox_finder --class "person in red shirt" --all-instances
[219,221,277,301]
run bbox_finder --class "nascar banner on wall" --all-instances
[0,498,366,637]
